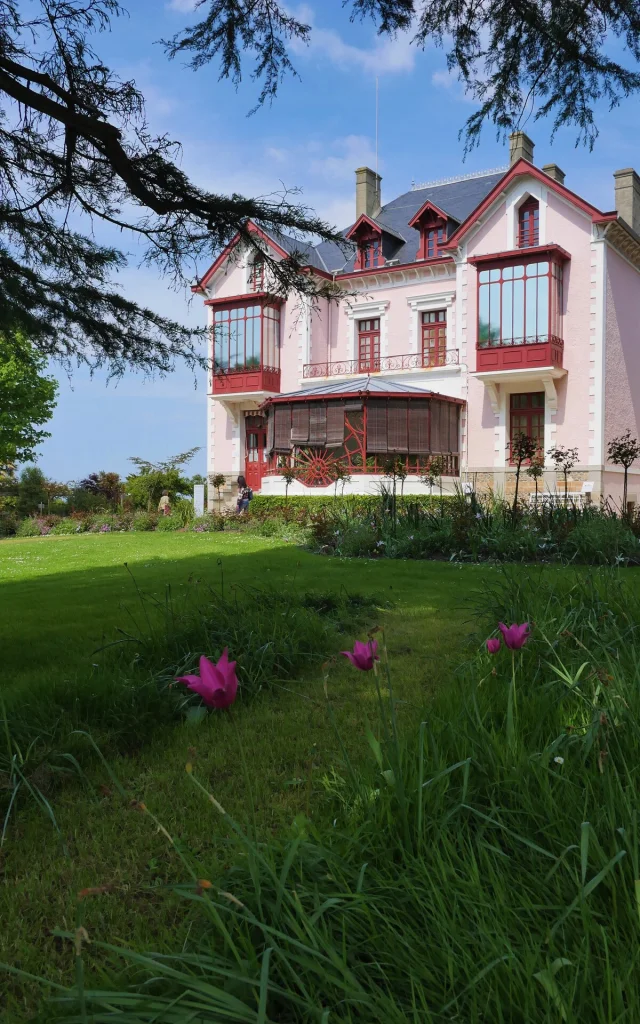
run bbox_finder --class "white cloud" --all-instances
[290,5,415,75]
[308,134,377,182]
[166,0,200,11]
[431,67,477,105]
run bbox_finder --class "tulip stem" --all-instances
[506,650,517,751]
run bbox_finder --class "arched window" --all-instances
[518,198,539,248]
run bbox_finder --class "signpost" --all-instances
[193,484,205,517]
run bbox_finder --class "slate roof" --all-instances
[269,376,463,402]
[313,169,507,274]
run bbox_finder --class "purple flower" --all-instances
[100,523,111,533]
[176,649,238,709]
[486,637,501,654]
[341,639,379,671]
[498,622,530,650]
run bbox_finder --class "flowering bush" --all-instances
[131,511,158,532]
[15,517,43,537]
[49,517,84,535]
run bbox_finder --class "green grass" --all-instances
[0,532,502,1020]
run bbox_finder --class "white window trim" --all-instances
[506,179,548,249]
[407,292,455,355]
[346,299,389,360]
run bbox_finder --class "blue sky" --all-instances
[35,1,640,482]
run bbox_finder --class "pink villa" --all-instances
[193,132,640,506]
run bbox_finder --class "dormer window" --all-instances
[426,226,446,258]
[346,215,385,271]
[408,199,451,261]
[518,198,539,248]
[248,256,265,292]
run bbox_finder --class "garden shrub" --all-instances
[49,517,84,535]
[249,493,448,522]
[156,513,183,532]
[15,517,45,537]
[173,497,195,526]
[192,514,224,532]
[131,511,158,532]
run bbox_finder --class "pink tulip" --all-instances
[498,622,530,650]
[486,637,501,654]
[341,639,379,671]
[176,649,238,709]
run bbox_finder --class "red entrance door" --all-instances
[245,427,266,491]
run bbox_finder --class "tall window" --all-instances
[478,259,563,347]
[426,226,446,258]
[518,199,539,248]
[358,238,383,270]
[510,393,544,456]
[213,304,280,372]
[421,310,446,367]
[358,318,380,372]
[248,257,265,292]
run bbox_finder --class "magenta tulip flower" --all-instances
[486,637,501,655]
[498,622,530,650]
[341,639,379,671]
[176,649,238,708]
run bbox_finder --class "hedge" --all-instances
[249,493,451,518]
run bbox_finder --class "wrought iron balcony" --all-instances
[302,350,460,380]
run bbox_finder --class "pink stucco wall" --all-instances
[604,245,640,501]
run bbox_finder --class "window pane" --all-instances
[502,266,514,280]
[513,279,525,341]
[489,282,500,343]
[537,274,549,339]
[489,268,501,282]
[513,265,524,279]
[478,284,491,346]
[479,270,490,284]
[525,276,537,338]
[537,262,549,275]
[501,278,513,342]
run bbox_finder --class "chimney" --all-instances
[355,166,381,220]
[509,131,534,166]
[542,163,565,185]
[614,168,640,235]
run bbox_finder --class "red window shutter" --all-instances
[326,402,345,447]
[367,400,388,452]
[387,400,408,452]
[308,402,327,445]
[274,405,292,450]
[430,401,445,452]
[408,401,430,452]
[291,404,310,443]
[447,404,460,453]
[266,408,275,453]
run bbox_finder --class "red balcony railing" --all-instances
[213,365,280,395]
[303,350,459,379]
[476,335,564,373]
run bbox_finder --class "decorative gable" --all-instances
[345,214,385,270]
[408,200,454,260]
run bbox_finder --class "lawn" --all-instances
[0,532,503,1020]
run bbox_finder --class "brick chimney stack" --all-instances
[509,131,534,166]
[614,168,640,235]
[355,167,382,219]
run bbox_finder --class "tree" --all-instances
[175,2,640,151]
[79,471,122,505]
[507,433,539,512]
[0,2,343,377]
[2,3,639,378]
[0,334,57,469]
[16,466,48,518]
[421,455,446,500]
[526,453,545,505]
[211,472,227,511]
[332,462,352,499]
[607,430,640,514]
[278,462,298,504]
[126,448,200,510]
[547,445,580,504]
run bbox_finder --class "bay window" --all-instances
[478,258,563,348]
[213,303,280,372]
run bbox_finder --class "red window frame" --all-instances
[426,226,446,258]
[509,392,544,461]
[212,301,281,373]
[421,310,446,367]
[355,236,384,271]
[518,198,539,248]
[477,256,563,348]
[358,318,381,372]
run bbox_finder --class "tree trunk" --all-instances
[624,465,629,516]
